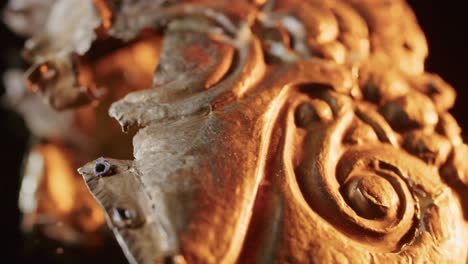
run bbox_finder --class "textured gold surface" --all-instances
[6,0,467,263]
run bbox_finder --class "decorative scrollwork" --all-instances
[6,0,467,263]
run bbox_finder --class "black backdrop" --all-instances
[0,1,467,263]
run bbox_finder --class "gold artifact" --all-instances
[4,0,467,263]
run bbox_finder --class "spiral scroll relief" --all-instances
[277,82,467,262]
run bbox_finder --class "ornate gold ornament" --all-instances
[4,0,467,263]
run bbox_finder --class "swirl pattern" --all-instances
[275,85,466,262]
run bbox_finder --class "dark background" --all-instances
[0,1,467,263]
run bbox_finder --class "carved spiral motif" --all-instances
[333,150,417,251]
[296,93,410,251]
[287,86,464,259]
